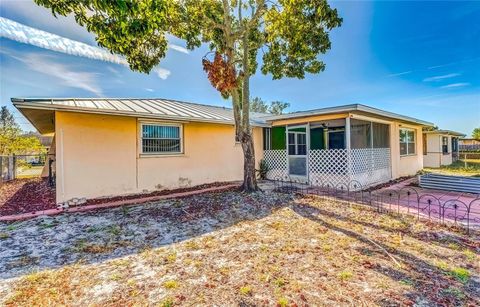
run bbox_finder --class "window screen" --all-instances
[372,122,390,148]
[350,120,389,149]
[142,124,182,154]
[350,119,371,149]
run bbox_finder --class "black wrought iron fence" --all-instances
[271,176,480,234]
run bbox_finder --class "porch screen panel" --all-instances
[271,126,286,150]
[350,119,371,149]
[372,122,389,148]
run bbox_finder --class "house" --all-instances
[460,138,480,146]
[14,98,433,204]
[422,130,465,168]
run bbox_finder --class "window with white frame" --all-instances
[141,123,182,154]
[399,128,416,156]
[442,136,449,154]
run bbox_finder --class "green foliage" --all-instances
[0,106,44,155]
[250,97,290,115]
[33,0,341,98]
[472,127,480,140]
[33,0,342,190]
[269,101,290,115]
[249,97,269,113]
[239,285,252,295]
[277,297,289,307]
[163,280,179,289]
[256,158,269,180]
[449,267,470,283]
[338,270,353,281]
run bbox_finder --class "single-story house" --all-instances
[14,98,433,204]
[460,138,480,146]
[422,130,465,168]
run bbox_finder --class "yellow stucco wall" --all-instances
[55,111,263,203]
[390,123,424,178]
[423,133,453,168]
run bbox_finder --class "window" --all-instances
[399,128,416,156]
[141,123,182,154]
[442,136,449,154]
[287,132,307,155]
[263,128,272,150]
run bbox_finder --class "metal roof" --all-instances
[423,129,466,137]
[12,98,271,126]
[261,103,434,126]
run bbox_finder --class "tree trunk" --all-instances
[238,26,258,192]
[240,131,257,191]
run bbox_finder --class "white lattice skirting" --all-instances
[263,148,392,189]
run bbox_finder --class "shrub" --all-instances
[256,159,269,180]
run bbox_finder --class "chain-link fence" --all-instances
[0,154,55,186]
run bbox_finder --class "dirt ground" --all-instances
[0,190,478,306]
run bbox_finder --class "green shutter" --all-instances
[271,126,286,149]
[310,127,325,150]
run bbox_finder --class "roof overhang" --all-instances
[13,98,270,133]
[263,104,434,127]
[424,130,466,137]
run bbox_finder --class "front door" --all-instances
[287,126,307,179]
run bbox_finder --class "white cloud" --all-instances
[387,71,412,77]
[423,73,460,82]
[440,83,470,89]
[153,67,171,80]
[0,17,174,79]
[145,88,154,92]
[0,0,95,44]
[2,49,103,96]
[168,44,189,54]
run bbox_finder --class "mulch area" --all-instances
[84,182,235,206]
[0,178,237,216]
[0,178,56,216]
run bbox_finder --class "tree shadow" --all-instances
[0,190,291,280]
[298,197,479,256]
[290,199,480,305]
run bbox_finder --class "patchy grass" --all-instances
[424,159,480,176]
[1,191,479,306]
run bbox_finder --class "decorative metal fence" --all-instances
[263,148,392,188]
[271,177,480,233]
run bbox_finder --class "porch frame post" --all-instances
[345,116,352,181]
[306,122,310,184]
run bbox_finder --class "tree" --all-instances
[0,106,43,155]
[269,101,289,115]
[34,0,342,191]
[473,128,480,140]
[249,97,269,113]
[250,97,289,115]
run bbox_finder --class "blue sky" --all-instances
[0,1,479,135]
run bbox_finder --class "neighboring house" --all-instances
[14,98,433,204]
[460,138,480,146]
[423,130,465,168]
[459,138,480,151]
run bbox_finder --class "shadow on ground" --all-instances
[1,190,478,305]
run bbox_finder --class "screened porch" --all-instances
[262,117,392,188]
